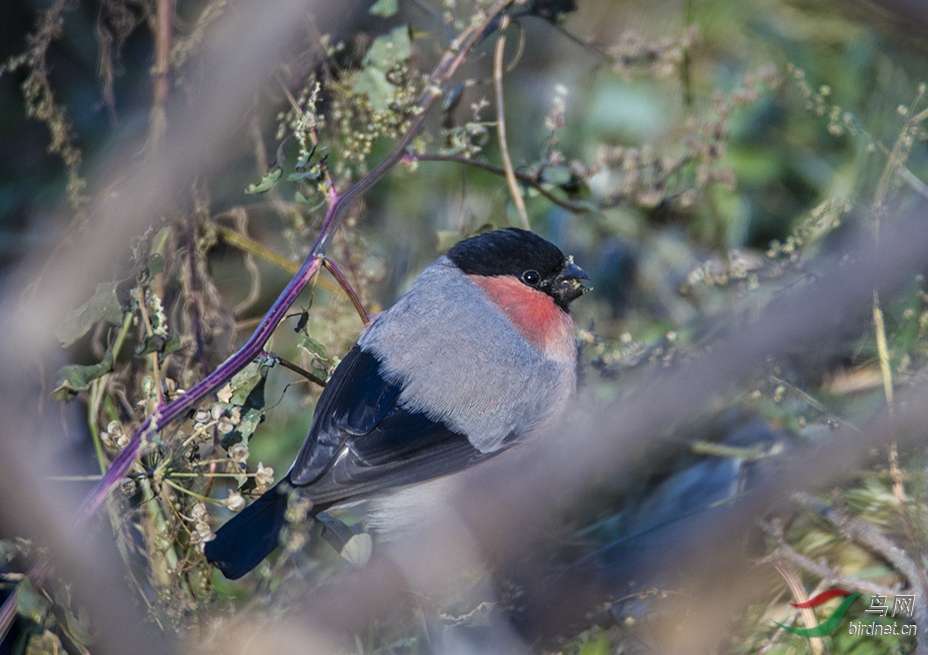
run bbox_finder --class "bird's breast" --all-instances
[469,274,577,363]
[358,260,577,453]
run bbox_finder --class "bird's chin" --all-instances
[554,279,590,306]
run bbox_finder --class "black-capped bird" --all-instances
[204,228,589,579]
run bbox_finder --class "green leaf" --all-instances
[134,329,180,357]
[369,0,398,17]
[50,353,114,401]
[408,25,430,40]
[364,25,412,70]
[227,358,270,406]
[135,334,165,357]
[578,632,610,655]
[287,169,323,183]
[297,335,329,361]
[294,147,314,171]
[61,605,94,650]
[354,27,412,111]
[353,67,396,112]
[235,407,264,442]
[145,252,165,278]
[16,577,50,626]
[244,165,282,194]
[162,329,181,356]
[55,281,125,347]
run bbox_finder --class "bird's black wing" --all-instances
[288,345,403,485]
[288,344,501,504]
[298,407,501,505]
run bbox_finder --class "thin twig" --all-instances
[873,291,894,409]
[770,374,859,432]
[762,522,898,600]
[212,221,302,275]
[149,0,174,149]
[231,208,263,317]
[323,258,370,326]
[794,492,928,642]
[186,205,220,498]
[493,15,530,230]
[411,153,593,213]
[185,212,211,376]
[271,352,327,388]
[772,562,824,655]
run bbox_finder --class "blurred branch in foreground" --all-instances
[0,0,354,652]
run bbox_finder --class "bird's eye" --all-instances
[521,270,541,286]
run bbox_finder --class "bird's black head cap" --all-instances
[447,228,566,279]
[447,228,589,310]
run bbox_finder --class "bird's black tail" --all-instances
[204,481,290,580]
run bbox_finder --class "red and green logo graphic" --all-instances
[775,589,862,637]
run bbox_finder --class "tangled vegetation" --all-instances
[3,0,928,653]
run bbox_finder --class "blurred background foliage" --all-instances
[3,0,928,653]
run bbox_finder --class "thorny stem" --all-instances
[77,0,516,521]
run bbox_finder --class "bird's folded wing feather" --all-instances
[288,344,500,502]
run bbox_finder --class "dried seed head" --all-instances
[225,490,246,512]
[229,442,249,463]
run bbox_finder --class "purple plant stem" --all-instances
[78,209,330,520]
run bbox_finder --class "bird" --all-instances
[204,227,589,579]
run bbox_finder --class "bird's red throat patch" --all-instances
[470,274,575,359]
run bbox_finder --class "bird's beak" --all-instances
[553,257,590,306]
